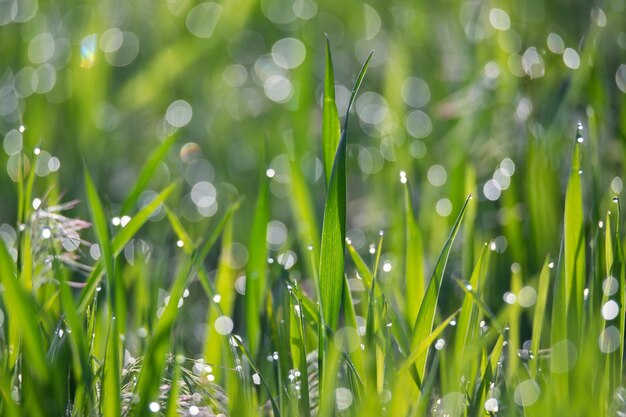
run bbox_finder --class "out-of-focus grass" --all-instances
[1,0,626,416]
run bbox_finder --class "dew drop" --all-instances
[176,240,184,248]
[601,300,619,321]
[149,402,160,412]
[484,398,499,412]
[503,291,517,304]
[18,125,25,133]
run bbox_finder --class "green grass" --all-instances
[1,1,626,416]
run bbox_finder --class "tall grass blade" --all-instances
[319,50,373,331]
[321,36,341,187]
[245,154,270,358]
[403,179,425,327]
[564,129,585,322]
[85,168,121,417]
[408,195,471,381]
[203,215,236,382]
[84,168,116,311]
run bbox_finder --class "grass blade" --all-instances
[398,309,459,374]
[0,240,48,380]
[84,168,116,312]
[403,179,425,327]
[78,183,177,312]
[530,257,552,376]
[564,128,585,322]
[245,155,270,358]
[321,36,341,187]
[319,49,373,331]
[203,215,237,382]
[101,318,121,417]
[408,195,471,381]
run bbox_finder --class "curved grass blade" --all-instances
[321,36,341,187]
[408,195,471,380]
[319,50,373,332]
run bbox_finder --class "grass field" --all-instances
[1,0,626,416]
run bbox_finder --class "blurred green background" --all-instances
[1,0,626,352]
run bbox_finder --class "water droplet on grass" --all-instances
[252,373,261,385]
[484,398,499,412]
[602,300,619,321]
[503,291,517,304]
